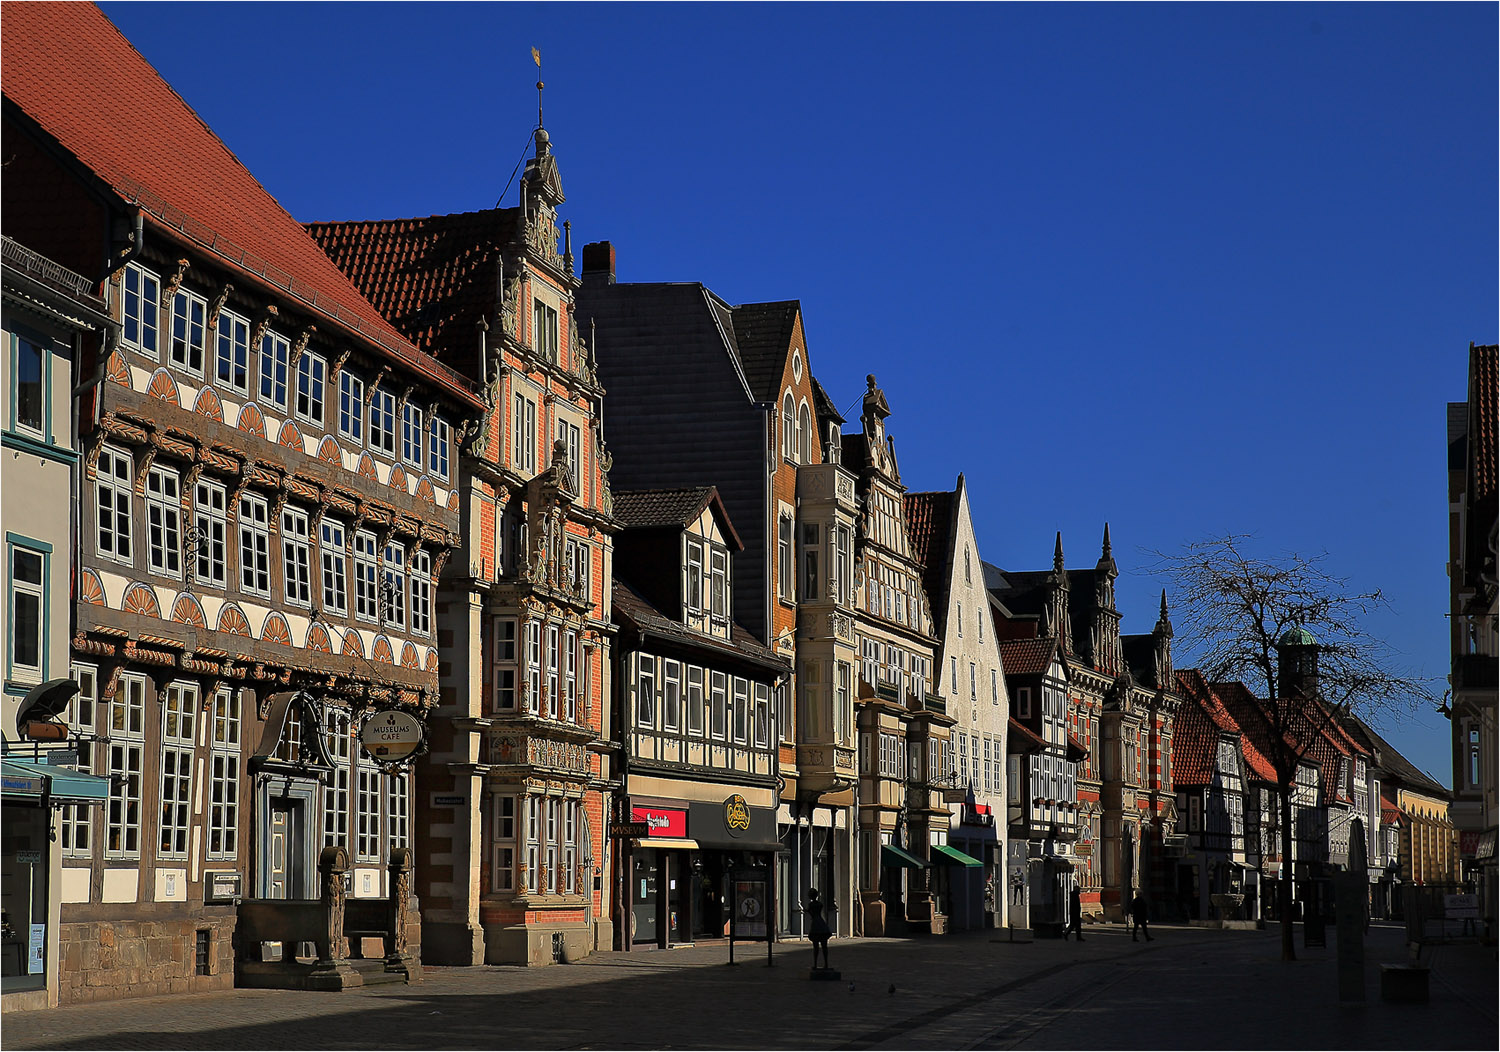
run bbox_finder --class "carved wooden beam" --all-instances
[331,347,351,381]
[208,283,234,331]
[289,324,317,370]
[367,364,391,402]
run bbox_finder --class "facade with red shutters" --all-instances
[309,121,617,966]
[3,1,483,1003]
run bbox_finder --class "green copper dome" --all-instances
[1279,626,1317,647]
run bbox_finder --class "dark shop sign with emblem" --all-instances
[689,798,776,851]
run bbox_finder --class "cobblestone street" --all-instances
[4,923,1495,1050]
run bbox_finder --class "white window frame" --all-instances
[323,708,352,849]
[381,542,406,629]
[566,629,580,723]
[338,370,364,443]
[558,418,581,491]
[402,402,424,469]
[207,687,241,860]
[687,665,705,738]
[492,794,516,892]
[158,681,197,860]
[636,654,656,729]
[410,548,431,636]
[546,624,561,720]
[388,771,409,851]
[710,671,728,741]
[169,287,207,376]
[494,618,517,712]
[238,493,271,597]
[355,761,381,862]
[259,329,290,410]
[525,621,542,715]
[354,529,378,622]
[95,445,134,564]
[146,464,184,579]
[7,541,46,684]
[106,673,147,859]
[121,262,160,358]
[281,505,312,608]
[215,307,251,395]
[320,519,348,617]
[295,350,327,429]
[370,386,397,456]
[513,391,537,473]
[532,299,559,361]
[61,664,100,857]
[430,415,451,481]
[193,477,228,589]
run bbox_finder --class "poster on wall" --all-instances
[28,924,44,974]
[732,876,768,940]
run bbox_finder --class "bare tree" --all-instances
[1152,534,1431,961]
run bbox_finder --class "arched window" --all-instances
[797,402,811,463]
[782,394,795,461]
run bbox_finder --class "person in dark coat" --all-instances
[807,887,833,969]
[1130,892,1153,941]
[1065,885,1084,941]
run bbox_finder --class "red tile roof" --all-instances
[305,209,517,359]
[999,637,1057,678]
[2,2,480,410]
[904,490,954,622]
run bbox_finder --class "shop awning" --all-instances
[881,844,930,869]
[635,838,700,850]
[930,844,983,868]
[1,757,110,803]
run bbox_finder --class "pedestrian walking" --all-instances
[1065,885,1084,941]
[806,887,834,969]
[1130,892,1153,941]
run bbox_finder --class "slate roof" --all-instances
[985,559,1104,666]
[611,486,743,550]
[999,637,1058,678]
[305,209,517,364]
[1343,714,1451,796]
[1,2,480,410]
[612,576,787,671]
[1471,343,1497,506]
[810,375,845,426]
[729,300,799,402]
[904,489,954,623]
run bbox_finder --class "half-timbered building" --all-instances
[308,120,616,966]
[2,2,484,1002]
[611,487,789,947]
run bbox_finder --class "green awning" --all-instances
[881,843,930,869]
[2,758,109,803]
[930,843,983,868]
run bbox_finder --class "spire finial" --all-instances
[532,46,544,129]
[1160,588,1169,618]
[1102,522,1112,558]
[1053,531,1064,571]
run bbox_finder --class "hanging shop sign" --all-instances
[723,794,751,838]
[359,709,426,765]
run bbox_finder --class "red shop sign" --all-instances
[632,806,688,839]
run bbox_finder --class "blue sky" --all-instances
[101,2,1496,782]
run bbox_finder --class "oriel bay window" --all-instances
[546,625,560,719]
[802,523,819,601]
[565,629,580,722]
[494,619,516,712]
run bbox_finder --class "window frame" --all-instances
[401,402,425,470]
[9,331,48,440]
[121,262,160,359]
[338,370,364,443]
[369,386,397,456]
[215,307,251,395]
[193,477,228,589]
[95,445,134,564]
[145,464,184,580]
[280,505,313,608]
[6,536,49,684]
[320,519,348,617]
[294,350,327,429]
[430,415,451,481]
[258,328,290,411]
[169,287,208,377]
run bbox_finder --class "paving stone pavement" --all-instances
[2,922,1494,1050]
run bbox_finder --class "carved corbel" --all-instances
[289,326,316,372]
[134,431,164,492]
[268,473,290,523]
[229,456,259,508]
[366,365,391,403]
[160,259,191,307]
[432,546,453,580]
[208,283,235,330]
[310,494,330,532]
[249,305,280,354]
[84,430,108,478]
[397,385,415,415]
[102,665,123,703]
[330,348,352,382]
[350,501,369,538]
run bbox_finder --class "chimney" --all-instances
[582,241,615,286]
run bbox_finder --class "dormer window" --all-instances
[686,539,704,613]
